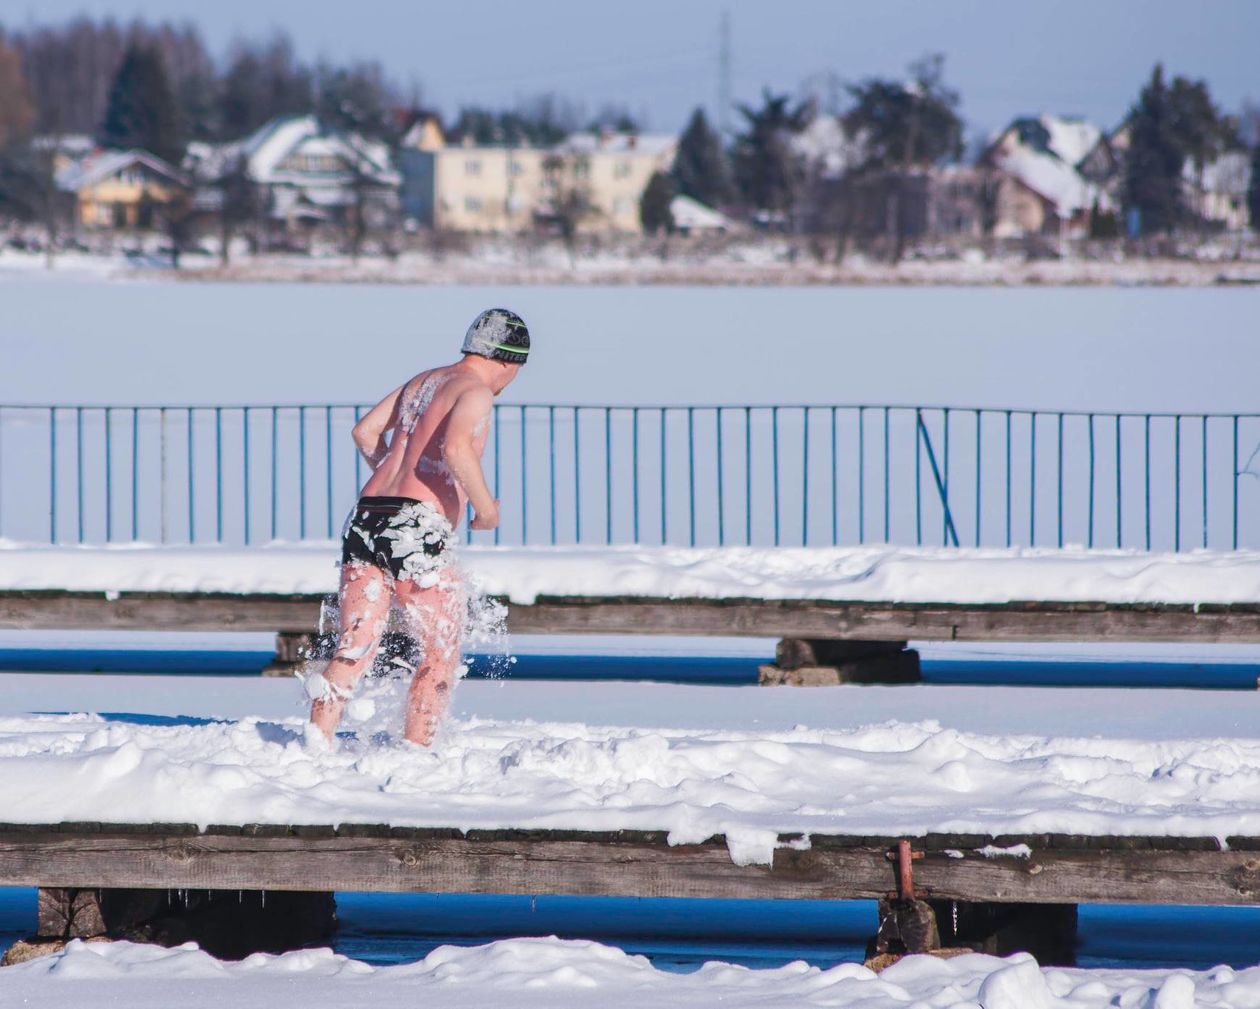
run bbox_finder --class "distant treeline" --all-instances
[0,15,1258,244]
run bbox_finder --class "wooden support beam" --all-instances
[1,826,1259,907]
[3,590,1260,643]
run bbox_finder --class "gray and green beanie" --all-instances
[462,308,530,365]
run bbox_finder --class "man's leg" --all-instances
[309,560,392,739]
[395,571,465,746]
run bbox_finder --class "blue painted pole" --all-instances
[830,406,837,546]
[801,407,809,546]
[1202,415,1209,549]
[270,407,278,541]
[1056,413,1064,548]
[49,408,56,543]
[187,409,195,542]
[521,405,528,544]
[716,408,725,547]
[299,406,307,540]
[75,407,84,543]
[1004,411,1011,548]
[131,409,139,541]
[857,407,865,544]
[548,406,556,544]
[1114,414,1122,548]
[735,405,745,544]
[1233,415,1239,550]
[688,407,696,547]
[916,411,960,547]
[661,409,668,544]
[571,406,578,544]
[243,408,251,546]
[914,409,922,546]
[606,408,614,545]
[217,407,225,543]
[1088,414,1095,549]
[1174,416,1182,552]
[942,409,951,547]
[1144,415,1151,551]
[882,407,890,542]
[766,403,776,546]
[974,410,982,547]
[104,408,113,542]
[353,405,364,492]
[632,407,640,544]
[1029,413,1037,547]
[324,406,332,540]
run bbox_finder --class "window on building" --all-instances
[466,160,482,177]
[465,196,482,212]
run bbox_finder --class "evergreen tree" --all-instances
[1122,64,1189,235]
[98,42,183,163]
[732,90,812,218]
[672,108,734,208]
[1248,143,1260,233]
[315,60,399,141]
[217,35,312,140]
[639,170,675,234]
[0,35,35,152]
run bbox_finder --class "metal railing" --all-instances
[1,402,1258,551]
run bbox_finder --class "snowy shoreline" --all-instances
[2,540,1260,607]
[4,248,1260,286]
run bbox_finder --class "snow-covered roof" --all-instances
[55,149,185,192]
[993,145,1101,216]
[669,194,730,231]
[789,115,866,179]
[1196,150,1250,196]
[240,115,398,186]
[1040,115,1101,168]
[553,132,676,159]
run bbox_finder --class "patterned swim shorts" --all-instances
[340,496,456,584]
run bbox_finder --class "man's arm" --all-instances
[441,385,498,529]
[351,382,406,468]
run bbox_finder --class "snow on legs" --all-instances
[396,569,466,746]
[309,561,391,739]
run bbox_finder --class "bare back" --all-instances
[359,365,490,526]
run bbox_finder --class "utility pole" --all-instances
[718,9,732,138]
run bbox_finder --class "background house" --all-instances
[55,148,187,231]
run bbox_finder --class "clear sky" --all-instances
[4,0,1257,139]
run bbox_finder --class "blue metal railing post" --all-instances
[1202,415,1209,550]
[1174,415,1182,552]
[771,406,780,547]
[187,409,195,542]
[830,406,837,546]
[216,407,225,543]
[75,407,84,543]
[632,407,640,544]
[1004,410,1012,548]
[323,406,332,540]
[131,409,139,540]
[548,406,557,544]
[520,405,528,544]
[1056,413,1064,548]
[104,408,113,542]
[1144,415,1151,551]
[916,410,960,547]
[1233,415,1240,551]
[974,410,982,547]
[687,407,696,547]
[1115,414,1122,548]
[1087,414,1096,549]
[1029,413,1037,547]
[243,408,251,546]
[801,407,809,547]
[743,407,751,546]
[49,408,57,543]
[607,408,614,545]
[716,407,725,547]
[270,407,279,542]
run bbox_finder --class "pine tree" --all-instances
[672,108,734,208]
[732,90,811,219]
[1248,142,1260,233]
[98,42,183,163]
[1122,65,1188,235]
[0,35,35,152]
[639,170,675,234]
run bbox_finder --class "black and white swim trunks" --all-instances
[340,496,456,585]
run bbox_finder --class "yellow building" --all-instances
[400,121,677,235]
[56,149,187,231]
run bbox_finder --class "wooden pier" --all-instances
[3,588,1260,683]
[4,822,1259,965]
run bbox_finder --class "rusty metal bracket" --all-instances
[885,839,925,900]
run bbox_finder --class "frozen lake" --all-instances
[0,277,1256,410]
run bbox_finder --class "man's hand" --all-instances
[470,499,500,531]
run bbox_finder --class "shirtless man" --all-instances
[308,308,529,746]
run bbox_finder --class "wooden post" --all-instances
[760,639,921,686]
[37,888,106,939]
[262,631,320,677]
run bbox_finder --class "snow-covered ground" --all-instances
[0,938,1251,1009]
[4,540,1260,606]
[5,670,1260,863]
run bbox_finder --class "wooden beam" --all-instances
[2,590,1260,643]
[1,826,1259,906]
